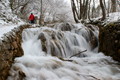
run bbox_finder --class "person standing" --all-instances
[29,13,35,24]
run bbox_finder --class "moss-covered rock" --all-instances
[99,22,120,62]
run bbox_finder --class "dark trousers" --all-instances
[30,20,34,24]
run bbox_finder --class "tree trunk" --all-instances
[88,0,92,21]
[99,0,106,20]
[107,0,110,17]
[71,0,79,23]
[83,0,89,20]
[79,0,89,20]
[111,0,116,12]
[39,0,44,25]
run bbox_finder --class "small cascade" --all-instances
[7,23,120,80]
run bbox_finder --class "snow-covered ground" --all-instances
[92,12,120,24]
[105,12,120,23]
[0,0,21,24]
[0,0,25,39]
[0,22,24,39]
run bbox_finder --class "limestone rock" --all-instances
[0,24,31,80]
[99,23,120,62]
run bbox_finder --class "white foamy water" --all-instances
[7,23,120,80]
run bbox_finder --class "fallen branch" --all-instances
[69,50,87,58]
[58,57,73,62]
[57,57,78,64]
[77,73,100,80]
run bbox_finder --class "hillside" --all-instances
[0,0,21,25]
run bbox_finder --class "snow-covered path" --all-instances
[0,22,24,39]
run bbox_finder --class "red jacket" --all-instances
[29,14,35,20]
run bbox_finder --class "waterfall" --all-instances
[7,23,120,80]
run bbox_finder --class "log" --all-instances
[69,50,87,58]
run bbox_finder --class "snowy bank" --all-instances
[105,12,120,23]
[89,12,120,25]
[0,22,25,39]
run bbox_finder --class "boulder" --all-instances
[99,22,120,62]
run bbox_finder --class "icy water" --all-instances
[8,23,120,80]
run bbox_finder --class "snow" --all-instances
[0,0,22,25]
[91,12,120,25]
[0,20,7,24]
[105,12,120,23]
[0,0,25,39]
[0,22,24,39]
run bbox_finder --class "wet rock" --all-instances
[51,33,56,40]
[89,36,98,50]
[99,22,120,62]
[38,33,46,41]
[54,22,75,31]
[38,33,47,52]
[18,71,26,80]
[12,41,18,49]
[84,24,99,50]
[118,49,120,54]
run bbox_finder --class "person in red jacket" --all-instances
[29,13,35,24]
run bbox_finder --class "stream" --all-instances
[7,23,120,80]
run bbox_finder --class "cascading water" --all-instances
[7,23,120,80]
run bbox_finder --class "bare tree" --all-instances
[99,0,106,20]
[80,0,89,20]
[88,0,92,21]
[111,0,117,12]
[9,0,33,20]
[91,0,97,18]
[9,0,71,23]
[39,0,44,25]
[71,0,91,22]
[71,0,79,23]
